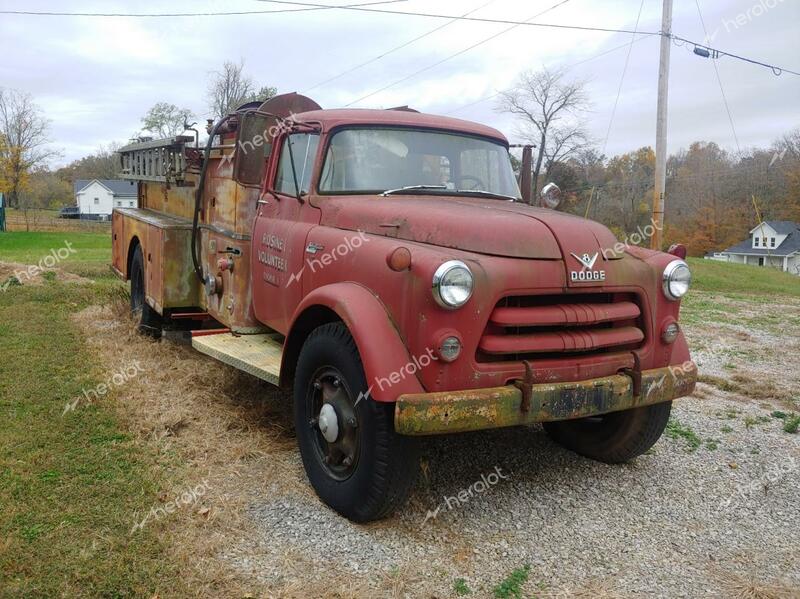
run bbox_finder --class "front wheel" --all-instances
[294,322,418,522]
[542,401,672,463]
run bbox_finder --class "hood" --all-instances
[315,195,620,263]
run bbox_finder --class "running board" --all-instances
[191,332,283,386]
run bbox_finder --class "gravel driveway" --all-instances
[224,292,800,598]
[227,388,799,598]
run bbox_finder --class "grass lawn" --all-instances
[0,231,113,279]
[687,257,800,297]
[0,231,183,597]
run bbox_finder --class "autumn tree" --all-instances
[207,60,277,120]
[141,102,194,139]
[57,143,122,182]
[0,88,57,208]
[498,68,590,201]
[601,147,655,234]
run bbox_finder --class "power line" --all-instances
[259,0,660,35]
[302,0,497,94]
[345,0,573,107]
[672,34,800,77]
[0,0,406,18]
[584,0,646,220]
[600,0,645,157]
[445,32,656,115]
[692,0,741,152]
[7,1,798,78]
[263,1,800,78]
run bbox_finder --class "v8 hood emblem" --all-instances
[571,252,599,270]
[569,251,606,283]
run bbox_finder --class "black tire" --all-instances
[129,244,163,338]
[542,401,672,463]
[294,322,418,522]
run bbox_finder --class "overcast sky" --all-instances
[1,0,798,166]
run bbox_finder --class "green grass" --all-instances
[453,577,471,596]
[784,414,800,434]
[0,231,112,279]
[687,257,800,297]
[0,232,182,597]
[493,565,530,599]
[666,418,703,452]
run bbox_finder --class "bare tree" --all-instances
[498,68,590,201]
[57,142,122,182]
[141,102,194,138]
[0,88,58,208]
[207,60,277,119]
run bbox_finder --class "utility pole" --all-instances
[651,0,673,250]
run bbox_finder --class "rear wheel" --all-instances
[129,244,163,338]
[294,322,418,522]
[542,401,672,463]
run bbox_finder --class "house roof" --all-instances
[74,179,137,197]
[722,221,800,257]
[749,220,798,235]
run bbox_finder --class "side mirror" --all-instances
[540,182,561,209]
[233,112,272,187]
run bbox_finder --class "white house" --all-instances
[712,221,800,275]
[74,179,138,219]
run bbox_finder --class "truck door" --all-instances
[251,131,321,333]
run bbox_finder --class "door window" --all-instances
[275,133,319,196]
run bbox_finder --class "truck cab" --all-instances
[112,94,696,521]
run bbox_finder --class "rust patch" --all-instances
[395,363,697,435]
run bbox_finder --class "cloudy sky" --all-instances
[1,0,798,166]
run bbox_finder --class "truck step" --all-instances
[191,332,283,386]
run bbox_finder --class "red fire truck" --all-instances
[112,93,696,521]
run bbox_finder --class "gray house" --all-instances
[708,221,800,275]
[73,179,138,219]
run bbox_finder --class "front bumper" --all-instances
[394,363,697,435]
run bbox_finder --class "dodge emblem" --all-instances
[570,252,606,282]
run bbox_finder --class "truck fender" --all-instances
[281,282,425,402]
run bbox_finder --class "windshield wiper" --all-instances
[455,189,518,201]
[379,184,447,197]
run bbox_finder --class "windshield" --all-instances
[319,128,521,199]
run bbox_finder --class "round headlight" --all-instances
[663,260,691,300]
[432,260,473,309]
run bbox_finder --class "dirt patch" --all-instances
[0,260,92,287]
[682,294,800,410]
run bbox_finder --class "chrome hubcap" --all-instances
[308,368,360,480]
[318,403,339,443]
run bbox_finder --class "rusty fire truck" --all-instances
[112,93,696,521]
